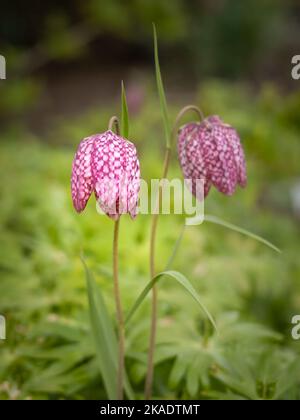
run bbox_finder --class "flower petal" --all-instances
[92,131,140,220]
[178,123,210,200]
[225,126,247,188]
[177,116,246,200]
[71,136,96,212]
[204,117,238,195]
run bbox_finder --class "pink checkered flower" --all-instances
[71,130,140,220]
[177,115,247,200]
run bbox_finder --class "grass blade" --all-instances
[121,81,129,138]
[204,214,281,253]
[165,225,186,270]
[82,258,117,399]
[153,23,171,147]
[125,270,217,333]
[166,215,281,270]
[82,257,134,400]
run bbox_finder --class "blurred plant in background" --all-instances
[0,0,299,121]
[0,82,300,399]
[0,0,300,401]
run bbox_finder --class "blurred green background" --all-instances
[0,0,300,400]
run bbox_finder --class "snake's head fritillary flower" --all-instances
[177,115,247,200]
[71,130,140,220]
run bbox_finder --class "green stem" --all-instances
[108,116,124,400]
[145,147,171,400]
[108,116,120,133]
[145,105,204,399]
[113,219,125,400]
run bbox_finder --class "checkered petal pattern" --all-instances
[71,130,140,220]
[177,116,246,200]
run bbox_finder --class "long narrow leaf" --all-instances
[153,23,171,147]
[165,225,186,270]
[204,214,281,253]
[83,258,117,399]
[166,215,281,272]
[121,81,129,138]
[125,270,217,333]
[82,258,134,400]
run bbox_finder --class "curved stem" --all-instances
[108,116,120,134]
[113,219,125,400]
[145,104,204,399]
[171,105,204,138]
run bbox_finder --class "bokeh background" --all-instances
[0,0,300,400]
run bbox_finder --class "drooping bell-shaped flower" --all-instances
[71,130,140,220]
[177,115,246,200]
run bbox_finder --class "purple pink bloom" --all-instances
[177,115,247,200]
[71,130,140,220]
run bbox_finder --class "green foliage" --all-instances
[42,14,85,60]
[72,0,187,41]
[210,346,300,400]
[1,0,294,120]
[0,83,300,399]
[0,79,40,115]
[204,215,281,253]
[153,23,171,147]
[126,270,217,332]
[121,81,129,138]
[83,258,134,400]
[186,0,286,77]
[83,258,118,399]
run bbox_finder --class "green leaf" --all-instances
[165,215,281,271]
[169,355,187,389]
[121,81,129,138]
[82,257,134,400]
[125,270,217,333]
[153,23,171,147]
[83,258,117,399]
[165,225,185,270]
[274,358,300,399]
[204,214,281,253]
[203,390,247,400]
[187,358,200,396]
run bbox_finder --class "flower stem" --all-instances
[109,116,120,133]
[113,219,125,400]
[172,105,204,131]
[145,147,171,400]
[145,104,204,399]
[108,116,124,400]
